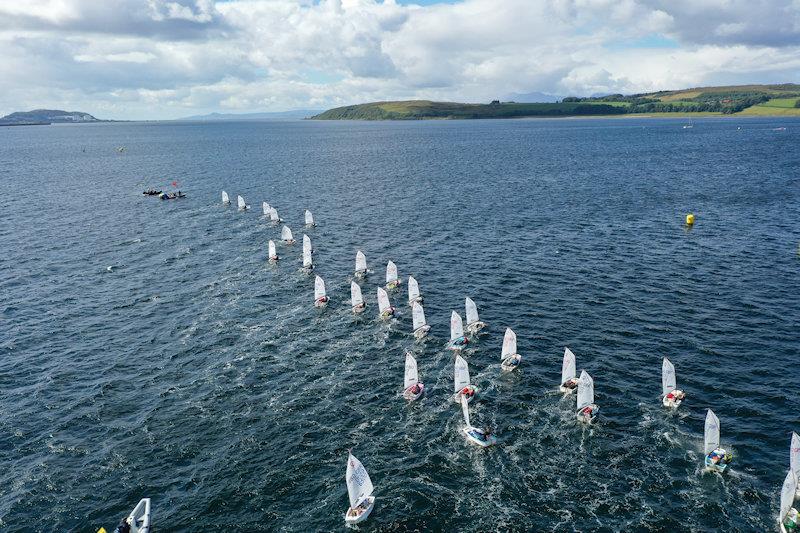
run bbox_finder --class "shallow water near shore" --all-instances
[1,117,798,531]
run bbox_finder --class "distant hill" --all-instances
[0,109,100,125]
[180,110,322,121]
[503,91,563,103]
[312,84,800,120]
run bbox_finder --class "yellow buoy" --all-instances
[686,213,695,226]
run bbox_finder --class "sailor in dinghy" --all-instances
[411,302,430,339]
[447,311,468,350]
[460,395,496,447]
[281,225,295,244]
[314,275,329,308]
[221,191,230,205]
[269,207,282,224]
[237,195,249,211]
[465,297,487,335]
[111,498,151,533]
[791,432,800,498]
[350,281,366,314]
[661,357,686,408]
[559,348,579,393]
[779,469,799,532]
[407,276,423,306]
[377,287,395,319]
[385,261,401,290]
[576,370,599,423]
[500,327,522,371]
[403,352,425,401]
[354,250,367,278]
[304,209,316,227]
[453,354,477,404]
[703,409,732,473]
[344,452,375,525]
[268,240,279,263]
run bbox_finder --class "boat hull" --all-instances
[379,308,395,320]
[466,322,486,335]
[385,280,401,290]
[447,337,468,351]
[314,297,329,308]
[576,404,599,424]
[403,383,425,401]
[408,296,423,306]
[344,496,375,525]
[501,354,521,371]
[462,426,496,447]
[413,325,430,339]
[352,304,366,314]
[704,455,729,473]
[453,386,477,404]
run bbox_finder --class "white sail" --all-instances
[386,261,398,284]
[704,409,720,455]
[791,432,800,479]
[465,297,480,325]
[408,276,420,302]
[355,250,367,273]
[268,240,277,258]
[237,195,246,210]
[270,208,279,222]
[501,328,517,359]
[281,225,293,241]
[450,311,464,341]
[314,275,326,300]
[221,191,230,204]
[662,357,676,397]
[404,353,419,390]
[577,370,594,410]
[350,281,363,307]
[461,394,471,428]
[377,287,390,314]
[262,201,270,215]
[780,469,798,523]
[303,234,312,255]
[303,245,313,268]
[561,348,576,384]
[454,354,470,392]
[412,302,426,331]
[346,453,374,510]
[304,209,314,225]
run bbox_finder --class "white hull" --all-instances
[453,387,477,404]
[380,308,395,320]
[447,337,468,351]
[283,239,295,245]
[462,426,496,447]
[577,404,599,424]
[413,325,430,339]
[314,297,328,308]
[355,270,366,279]
[408,296,423,306]
[268,256,279,263]
[385,280,401,290]
[467,322,486,335]
[403,383,425,401]
[352,304,366,314]
[663,397,682,408]
[344,496,375,524]
[501,354,521,371]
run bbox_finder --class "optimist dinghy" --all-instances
[403,352,425,401]
[221,191,230,205]
[354,250,367,278]
[385,261,401,289]
[411,302,430,339]
[447,311,468,350]
[791,433,800,498]
[304,209,316,227]
[377,287,395,319]
[112,498,151,533]
[269,207,282,224]
[314,275,329,307]
[559,348,578,393]
[350,281,366,313]
[237,195,249,211]
[662,358,685,408]
[500,327,521,371]
[344,452,375,525]
[465,297,486,334]
[453,354,477,404]
[703,409,732,473]
[262,201,270,215]
[407,276,423,306]
[576,370,599,424]
[281,225,295,244]
[779,469,799,532]
[268,240,279,263]
[461,395,496,447]
[302,236,313,271]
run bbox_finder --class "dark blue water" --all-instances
[1,117,798,532]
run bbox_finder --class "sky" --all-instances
[1,0,799,119]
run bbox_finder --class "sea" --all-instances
[0,117,798,532]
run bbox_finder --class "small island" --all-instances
[311,84,800,120]
[0,109,102,126]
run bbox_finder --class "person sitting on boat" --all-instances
[452,336,468,348]
[460,386,474,399]
[664,389,685,404]
[315,295,329,305]
[114,518,131,533]
[707,448,732,466]
[579,405,596,419]
[561,377,579,390]
[410,383,421,395]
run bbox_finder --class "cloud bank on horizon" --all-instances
[1,0,799,119]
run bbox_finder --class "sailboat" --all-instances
[661,357,685,408]
[412,302,430,339]
[403,352,424,401]
[500,327,521,371]
[789,433,800,498]
[302,236,313,271]
[281,225,295,244]
[314,275,329,307]
[269,207,282,224]
[465,297,486,334]
[354,250,367,278]
[221,191,230,205]
[576,370,599,423]
[779,469,799,532]
[407,276,423,306]
[304,209,315,227]
[385,261,401,289]
[559,348,578,393]
[460,395,496,447]
[350,281,365,313]
[262,201,270,215]
[237,195,249,211]
[377,287,395,319]
[108,498,151,533]
[268,240,279,263]
[344,452,375,524]
[453,354,476,403]
[447,311,468,350]
[704,409,732,473]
